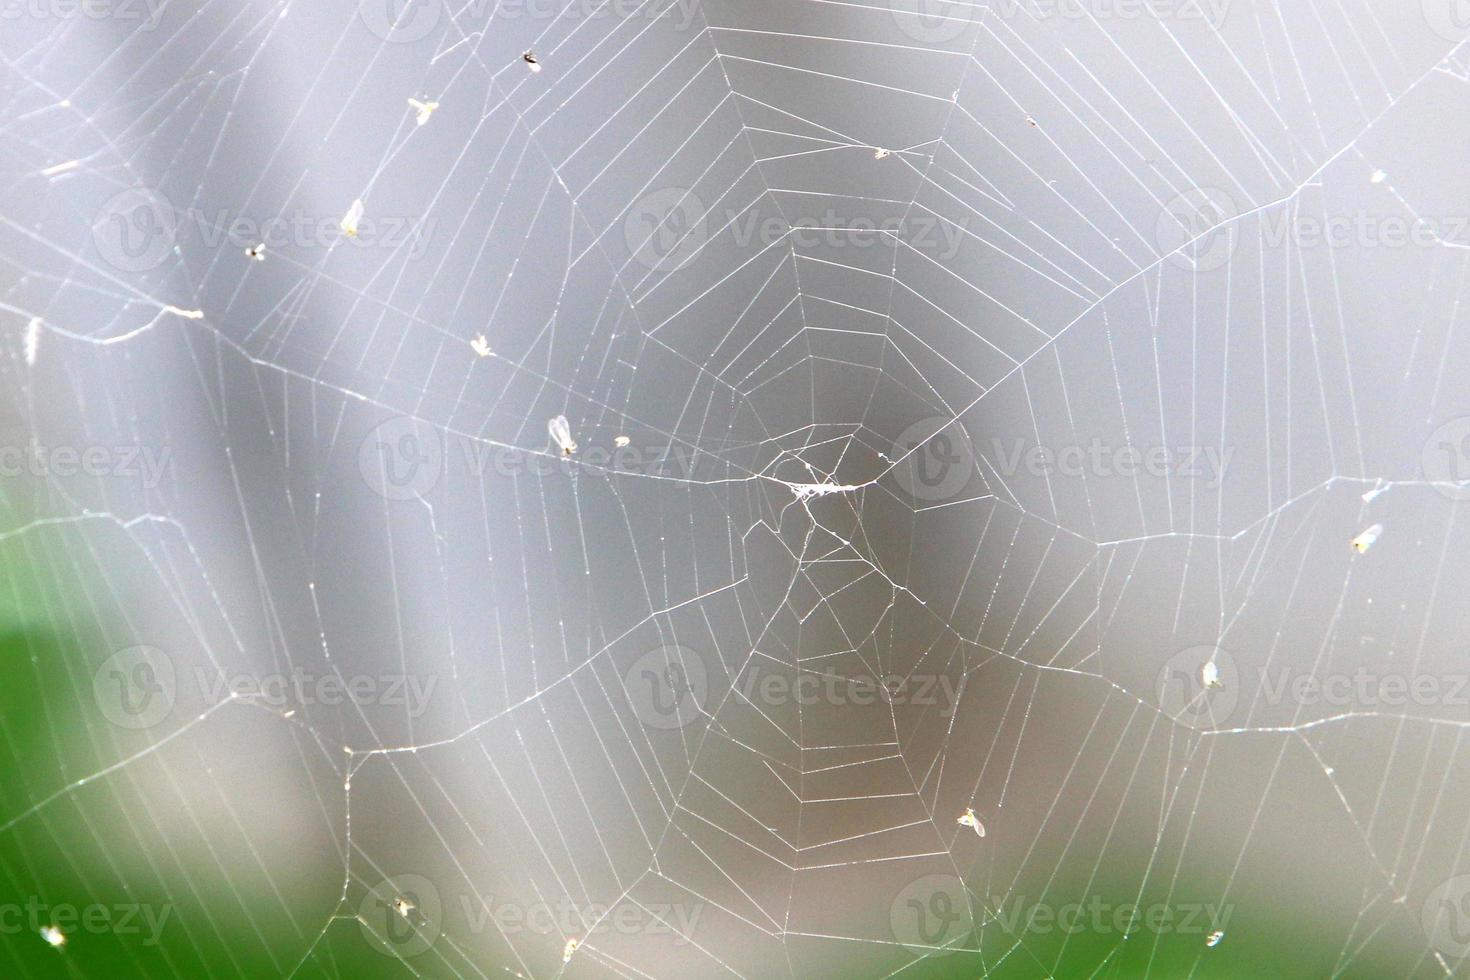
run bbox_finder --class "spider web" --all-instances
[3,0,1470,977]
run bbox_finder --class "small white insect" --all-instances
[391,896,416,919]
[562,937,580,962]
[1201,659,1223,690]
[872,147,890,160]
[522,51,542,73]
[245,244,265,261]
[1360,483,1387,503]
[1206,930,1224,947]
[39,925,64,949]
[1371,169,1386,184]
[613,435,630,448]
[340,199,365,238]
[1351,523,1383,553]
[548,414,577,456]
[470,334,492,358]
[407,98,439,126]
[23,317,41,365]
[957,807,985,837]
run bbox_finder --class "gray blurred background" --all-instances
[1,0,1469,976]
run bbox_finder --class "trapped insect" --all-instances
[614,435,631,448]
[39,925,64,949]
[548,415,577,455]
[245,244,265,261]
[522,51,541,73]
[407,98,439,126]
[957,807,984,837]
[872,147,890,160]
[563,937,580,962]
[1201,659,1223,690]
[1351,523,1383,553]
[340,199,364,238]
[23,317,40,365]
[470,334,492,358]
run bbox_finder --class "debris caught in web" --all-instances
[1351,524,1383,553]
[407,98,439,126]
[340,199,364,238]
[23,317,40,365]
[548,414,577,456]
[1201,658,1223,690]
[957,807,985,837]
